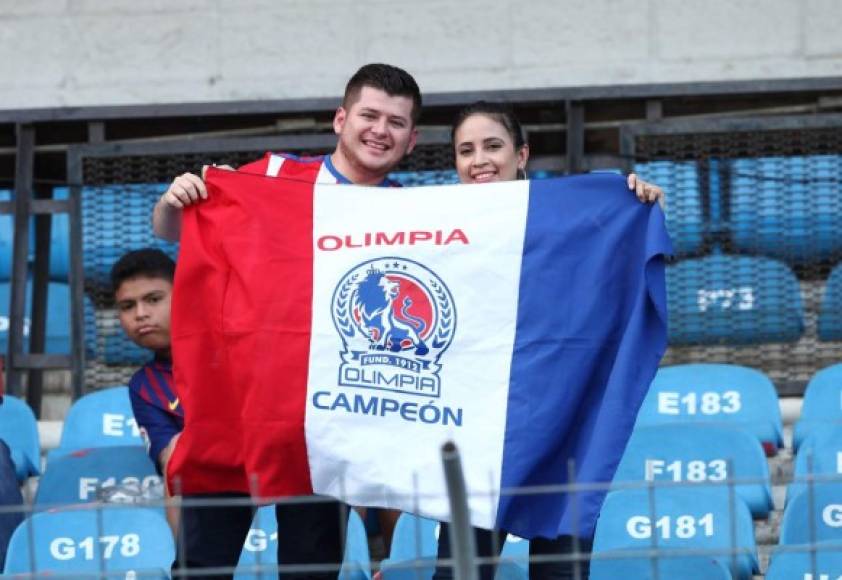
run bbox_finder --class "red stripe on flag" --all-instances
[169,168,315,498]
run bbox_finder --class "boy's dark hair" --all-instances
[342,63,422,124]
[450,100,527,150]
[110,248,175,293]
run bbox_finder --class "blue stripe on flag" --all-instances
[497,173,671,540]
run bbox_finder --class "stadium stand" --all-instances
[634,363,784,454]
[34,446,161,507]
[0,395,40,483]
[780,483,842,546]
[664,254,805,346]
[727,155,842,265]
[793,363,842,450]
[787,424,842,505]
[592,486,759,579]
[764,543,842,579]
[3,506,174,576]
[613,423,773,518]
[819,262,842,341]
[633,161,704,257]
[235,505,371,580]
[49,386,144,459]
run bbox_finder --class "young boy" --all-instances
[111,248,182,533]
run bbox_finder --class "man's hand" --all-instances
[159,165,235,209]
[628,174,665,205]
[160,172,207,209]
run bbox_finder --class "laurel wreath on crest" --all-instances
[334,273,359,339]
[429,278,454,350]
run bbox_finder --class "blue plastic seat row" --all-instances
[50,186,179,288]
[666,253,804,346]
[728,155,842,265]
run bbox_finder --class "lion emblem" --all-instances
[354,268,429,356]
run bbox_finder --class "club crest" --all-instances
[332,257,456,398]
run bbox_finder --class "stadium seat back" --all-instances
[818,263,842,341]
[496,534,529,580]
[665,254,804,345]
[794,364,842,449]
[788,425,842,505]
[235,506,370,580]
[636,364,784,452]
[0,395,40,482]
[593,486,758,579]
[633,161,704,256]
[0,190,19,281]
[34,446,161,507]
[728,155,842,265]
[590,550,732,580]
[765,543,842,580]
[614,424,773,517]
[0,281,96,356]
[781,483,842,545]
[387,170,459,187]
[53,185,178,288]
[53,386,144,455]
[3,506,174,575]
[387,513,440,561]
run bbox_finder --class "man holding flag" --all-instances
[154,63,423,579]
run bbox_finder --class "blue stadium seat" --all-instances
[495,534,529,580]
[0,395,40,482]
[380,514,527,580]
[728,155,842,265]
[51,186,178,287]
[614,424,773,517]
[34,446,161,507]
[387,171,459,187]
[593,486,758,579]
[0,281,97,356]
[633,161,704,256]
[387,513,440,561]
[765,543,842,580]
[818,263,842,341]
[793,364,842,450]
[781,483,842,545]
[379,514,439,580]
[3,506,174,576]
[590,550,732,580]
[665,254,804,345]
[50,386,144,459]
[235,506,370,580]
[635,364,784,454]
[0,190,16,281]
[788,425,842,505]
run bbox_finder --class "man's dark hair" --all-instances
[111,248,175,293]
[342,63,422,124]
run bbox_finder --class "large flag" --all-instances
[168,168,671,540]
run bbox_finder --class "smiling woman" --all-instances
[452,101,529,184]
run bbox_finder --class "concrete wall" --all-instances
[2,0,840,110]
